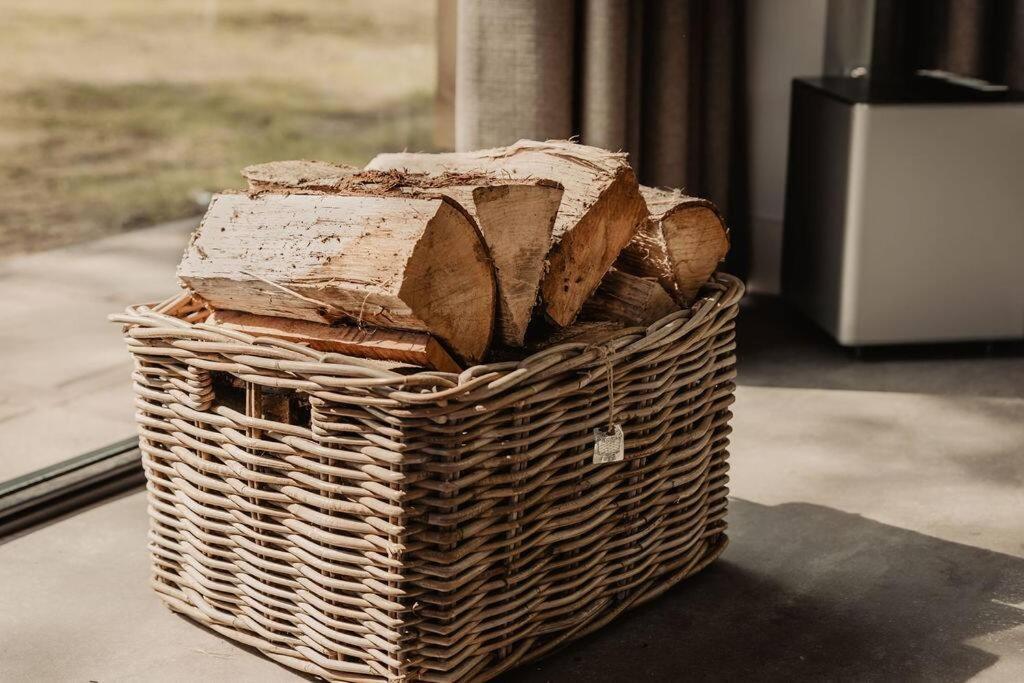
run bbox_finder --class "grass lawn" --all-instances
[0,0,437,254]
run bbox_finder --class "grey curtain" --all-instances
[875,0,1024,89]
[453,0,750,279]
[926,0,1024,89]
[455,2,576,150]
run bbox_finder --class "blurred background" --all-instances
[0,0,438,255]
[3,0,1020,289]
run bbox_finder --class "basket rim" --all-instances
[110,273,743,405]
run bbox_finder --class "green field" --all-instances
[0,0,437,254]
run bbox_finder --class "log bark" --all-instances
[581,268,679,327]
[617,186,730,303]
[240,161,562,348]
[206,310,461,372]
[241,160,359,193]
[178,192,496,364]
[367,139,647,327]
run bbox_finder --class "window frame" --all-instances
[0,437,143,538]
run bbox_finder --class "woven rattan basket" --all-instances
[112,272,743,682]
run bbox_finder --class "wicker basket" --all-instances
[112,272,743,682]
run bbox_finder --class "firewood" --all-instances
[581,269,680,327]
[454,183,563,346]
[242,160,360,193]
[616,186,730,303]
[206,310,461,372]
[367,139,648,327]
[530,320,625,350]
[240,161,563,348]
[178,192,496,365]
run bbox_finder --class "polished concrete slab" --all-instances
[736,295,1024,399]
[3,383,1022,681]
[0,219,195,481]
[0,491,291,682]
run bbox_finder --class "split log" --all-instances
[460,183,563,345]
[178,192,496,365]
[242,160,359,193]
[530,320,625,350]
[367,139,648,327]
[581,269,680,327]
[206,310,461,372]
[240,160,563,348]
[616,186,730,303]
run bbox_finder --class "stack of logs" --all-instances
[177,139,730,371]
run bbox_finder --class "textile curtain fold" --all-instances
[875,0,1023,89]
[453,0,750,279]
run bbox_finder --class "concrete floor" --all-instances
[0,219,197,481]
[2,234,1023,681]
[505,385,1024,682]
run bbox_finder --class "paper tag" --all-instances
[593,424,625,464]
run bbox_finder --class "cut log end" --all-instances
[240,161,558,351]
[662,205,730,301]
[399,197,497,365]
[616,186,730,305]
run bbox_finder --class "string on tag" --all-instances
[585,343,618,436]
[603,353,616,435]
[589,345,625,464]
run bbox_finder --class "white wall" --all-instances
[746,0,828,294]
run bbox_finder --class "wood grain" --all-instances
[240,161,563,348]
[177,192,496,364]
[368,139,647,327]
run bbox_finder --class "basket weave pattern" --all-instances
[115,273,743,682]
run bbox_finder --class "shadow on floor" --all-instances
[737,295,1024,398]
[500,499,1024,683]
